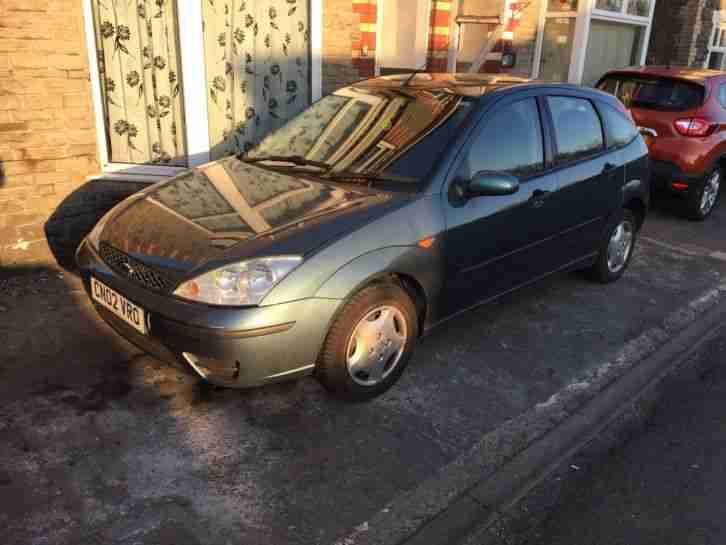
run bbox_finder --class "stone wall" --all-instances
[0,0,100,267]
[648,0,720,68]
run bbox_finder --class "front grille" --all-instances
[99,242,174,293]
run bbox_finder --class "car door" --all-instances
[442,95,562,317]
[543,94,621,261]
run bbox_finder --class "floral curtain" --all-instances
[202,0,311,160]
[92,0,186,165]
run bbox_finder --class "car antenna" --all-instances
[402,62,429,87]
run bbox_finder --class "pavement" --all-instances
[1,195,726,545]
[500,323,726,545]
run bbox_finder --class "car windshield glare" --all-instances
[243,88,476,185]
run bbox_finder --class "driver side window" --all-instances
[467,98,545,179]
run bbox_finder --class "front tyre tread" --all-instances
[316,282,417,401]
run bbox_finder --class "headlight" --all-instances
[173,256,303,306]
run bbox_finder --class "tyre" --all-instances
[685,167,721,221]
[588,209,637,284]
[316,282,418,401]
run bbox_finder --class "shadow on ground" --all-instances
[43,179,150,272]
[1,199,724,545]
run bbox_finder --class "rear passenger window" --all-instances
[468,98,544,179]
[547,96,604,164]
[600,103,639,148]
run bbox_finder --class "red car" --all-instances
[597,67,723,220]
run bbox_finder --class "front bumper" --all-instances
[76,240,342,387]
[650,159,706,197]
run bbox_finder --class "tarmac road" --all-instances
[519,330,726,545]
[1,196,725,545]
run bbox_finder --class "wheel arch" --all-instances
[623,196,647,230]
[315,247,436,337]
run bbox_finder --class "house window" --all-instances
[594,0,650,18]
[201,0,311,161]
[583,19,644,85]
[595,0,623,12]
[539,17,577,81]
[535,0,653,83]
[84,0,320,175]
[90,0,187,165]
[627,0,651,17]
[706,22,726,70]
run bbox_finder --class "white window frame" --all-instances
[533,0,655,83]
[82,0,323,178]
[705,10,726,69]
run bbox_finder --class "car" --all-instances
[597,66,724,220]
[76,73,650,400]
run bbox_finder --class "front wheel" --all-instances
[588,209,637,284]
[686,168,721,221]
[316,283,418,401]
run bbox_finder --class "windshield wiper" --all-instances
[239,154,331,170]
[326,171,420,184]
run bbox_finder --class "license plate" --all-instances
[91,277,148,335]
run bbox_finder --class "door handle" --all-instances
[603,162,616,172]
[530,189,551,208]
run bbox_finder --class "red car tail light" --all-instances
[674,117,715,137]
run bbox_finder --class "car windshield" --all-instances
[597,75,704,111]
[242,87,476,186]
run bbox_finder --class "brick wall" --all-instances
[322,0,361,95]
[648,0,720,68]
[0,0,100,268]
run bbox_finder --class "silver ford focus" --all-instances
[76,75,649,400]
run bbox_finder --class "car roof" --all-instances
[602,65,726,84]
[353,72,568,97]
[351,72,621,110]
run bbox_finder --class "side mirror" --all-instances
[467,171,520,198]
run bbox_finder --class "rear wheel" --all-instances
[316,283,418,401]
[686,168,721,221]
[588,209,637,284]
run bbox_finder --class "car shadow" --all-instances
[43,179,152,273]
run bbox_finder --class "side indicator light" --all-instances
[671,182,689,190]
[418,237,435,249]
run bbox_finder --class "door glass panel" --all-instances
[582,20,643,86]
[595,0,623,12]
[468,98,544,178]
[548,0,578,11]
[547,96,604,163]
[456,23,497,72]
[710,52,725,70]
[91,0,187,165]
[626,0,651,16]
[202,0,311,160]
[539,17,576,81]
[600,103,638,148]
